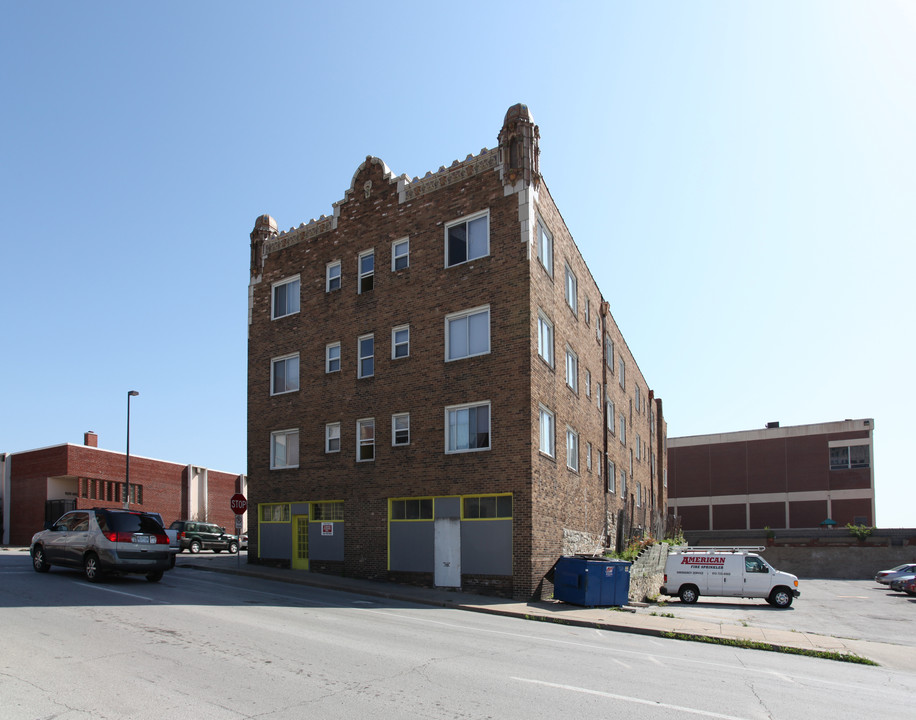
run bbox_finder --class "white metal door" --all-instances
[434,518,460,587]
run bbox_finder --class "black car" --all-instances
[30,508,173,582]
[169,520,239,554]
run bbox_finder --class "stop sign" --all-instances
[230,493,248,515]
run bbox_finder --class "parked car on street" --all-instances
[903,577,916,596]
[239,533,248,551]
[889,573,916,592]
[147,512,180,566]
[169,520,239,554]
[30,508,173,582]
[875,563,916,585]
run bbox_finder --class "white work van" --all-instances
[660,547,800,608]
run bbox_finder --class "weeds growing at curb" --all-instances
[659,632,878,665]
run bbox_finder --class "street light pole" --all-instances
[124,390,139,509]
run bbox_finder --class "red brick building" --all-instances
[0,431,246,546]
[247,104,667,599]
[667,419,875,531]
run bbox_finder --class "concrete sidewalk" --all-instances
[177,553,916,672]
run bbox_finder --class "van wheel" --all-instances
[84,553,102,583]
[770,588,793,608]
[679,585,699,604]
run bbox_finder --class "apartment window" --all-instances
[585,369,591,398]
[446,306,490,361]
[326,261,341,292]
[392,413,410,446]
[586,442,593,472]
[604,335,614,372]
[636,483,641,507]
[607,459,617,493]
[392,325,410,359]
[326,342,341,373]
[830,444,870,470]
[463,494,512,519]
[636,433,642,461]
[311,501,344,522]
[272,276,300,319]
[358,334,374,378]
[446,211,489,267]
[391,497,433,520]
[358,250,374,293]
[620,468,627,497]
[537,311,554,367]
[619,356,626,389]
[271,429,299,469]
[357,418,375,461]
[271,353,299,395]
[635,385,641,413]
[325,423,340,453]
[564,264,578,314]
[260,503,290,523]
[392,238,409,271]
[565,346,578,392]
[620,414,626,445]
[566,427,579,472]
[597,453,602,480]
[537,218,553,276]
[539,405,555,458]
[596,382,601,410]
[446,401,490,453]
[585,297,590,325]
[606,398,615,434]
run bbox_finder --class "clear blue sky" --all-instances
[2,1,913,527]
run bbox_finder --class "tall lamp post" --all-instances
[124,390,139,509]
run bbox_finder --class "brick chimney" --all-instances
[84,431,98,448]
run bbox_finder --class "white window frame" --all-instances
[585,369,591,398]
[564,263,578,315]
[392,325,410,359]
[586,442,593,472]
[620,414,627,445]
[565,346,578,392]
[606,398,615,434]
[270,353,299,395]
[270,428,299,469]
[445,209,489,268]
[392,413,410,446]
[445,401,491,454]
[566,427,579,472]
[596,382,601,410]
[357,418,375,462]
[585,297,590,325]
[445,305,490,361]
[619,356,626,389]
[537,311,554,367]
[326,342,341,374]
[537,217,553,277]
[636,433,642,461]
[325,422,340,454]
[607,459,617,493]
[326,261,341,292]
[620,468,627,497]
[358,334,374,378]
[539,405,555,458]
[605,335,615,372]
[358,249,374,294]
[392,237,409,271]
[271,275,300,320]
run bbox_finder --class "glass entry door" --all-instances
[292,515,309,570]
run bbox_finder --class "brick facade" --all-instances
[247,105,667,599]
[3,434,245,545]
[668,419,875,531]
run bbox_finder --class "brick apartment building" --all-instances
[667,419,875,531]
[247,104,667,599]
[0,432,247,545]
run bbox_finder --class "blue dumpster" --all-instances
[553,556,631,607]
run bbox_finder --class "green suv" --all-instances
[169,520,239,554]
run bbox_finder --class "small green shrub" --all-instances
[846,523,875,541]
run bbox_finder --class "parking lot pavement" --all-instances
[647,579,916,647]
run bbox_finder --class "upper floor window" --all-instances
[606,398,615,434]
[564,264,578,315]
[392,413,410,446]
[325,422,340,453]
[392,238,409,271]
[539,405,555,458]
[358,250,374,293]
[537,218,553,276]
[619,356,626,389]
[604,335,614,372]
[635,384,642,413]
[585,297,590,325]
[272,276,300,319]
[565,346,578,392]
[446,210,489,268]
[326,261,341,292]
[271,353,299,395]
[446,306,490,361]
[586,442,593,472]
[620,414,627,445]
[446,401,490,453]
[271,429,299,469]
[537,311,554,367]
[830,444,870,469]
[326,342,341,373]
[358,334,374,378]
[636,433,642,460]
[607,459,617,493]
[392,325,410,359]
[357,418,375,461]
[585,369,591,398]
[566,427,579,472]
